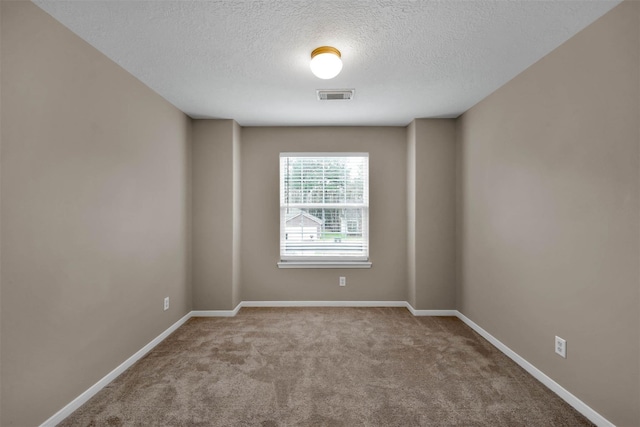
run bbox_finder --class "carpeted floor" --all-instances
[60,307,593,426]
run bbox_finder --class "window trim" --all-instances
[278,152,371,269]
[277,260,372,269]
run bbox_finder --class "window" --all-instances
[278,153,370,268]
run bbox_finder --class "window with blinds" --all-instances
[279,153,369,263]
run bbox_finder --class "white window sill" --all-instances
[277,261,372,269]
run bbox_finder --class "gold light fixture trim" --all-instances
[311,46,341,60]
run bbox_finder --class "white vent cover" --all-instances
[317,89,355,101]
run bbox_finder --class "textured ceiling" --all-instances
[33,1,620,126]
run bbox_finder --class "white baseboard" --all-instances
[405,302,457,316]
[40,312,192,427]
[191,303,242,317]
[412,309,458,316]
[240,300,408,308]
[456,312,614,427]
[190,301,454,316]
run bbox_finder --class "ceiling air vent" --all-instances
[317,89,355,101]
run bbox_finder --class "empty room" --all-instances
[1,1,638,426]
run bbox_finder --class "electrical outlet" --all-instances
[555,336,566,358]
[339,276,346,287]
[164,297,170,311]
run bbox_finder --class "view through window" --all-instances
[279,153,369,262]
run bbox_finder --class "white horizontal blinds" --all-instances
[280,153,369,261]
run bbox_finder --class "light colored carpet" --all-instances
[60,307,593,426]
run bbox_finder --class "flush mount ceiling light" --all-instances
[310,46,342,79]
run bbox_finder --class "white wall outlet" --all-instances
[339,276,346,287]
[555,336,566,358]
[164,297,170,311]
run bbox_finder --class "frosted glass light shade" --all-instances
[310,46,342,79]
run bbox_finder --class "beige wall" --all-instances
[406,121,416,308]
[240,127,408,303]
[457,2,639,425]
[0,2,3,423]
[232,121,242,308]
[410,119,456,310]
[0,3,192,426]
[192,119,241,310]
[193,123,457,309]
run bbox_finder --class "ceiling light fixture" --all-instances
[310,46,342,79]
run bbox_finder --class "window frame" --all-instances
[277,152,372,269]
